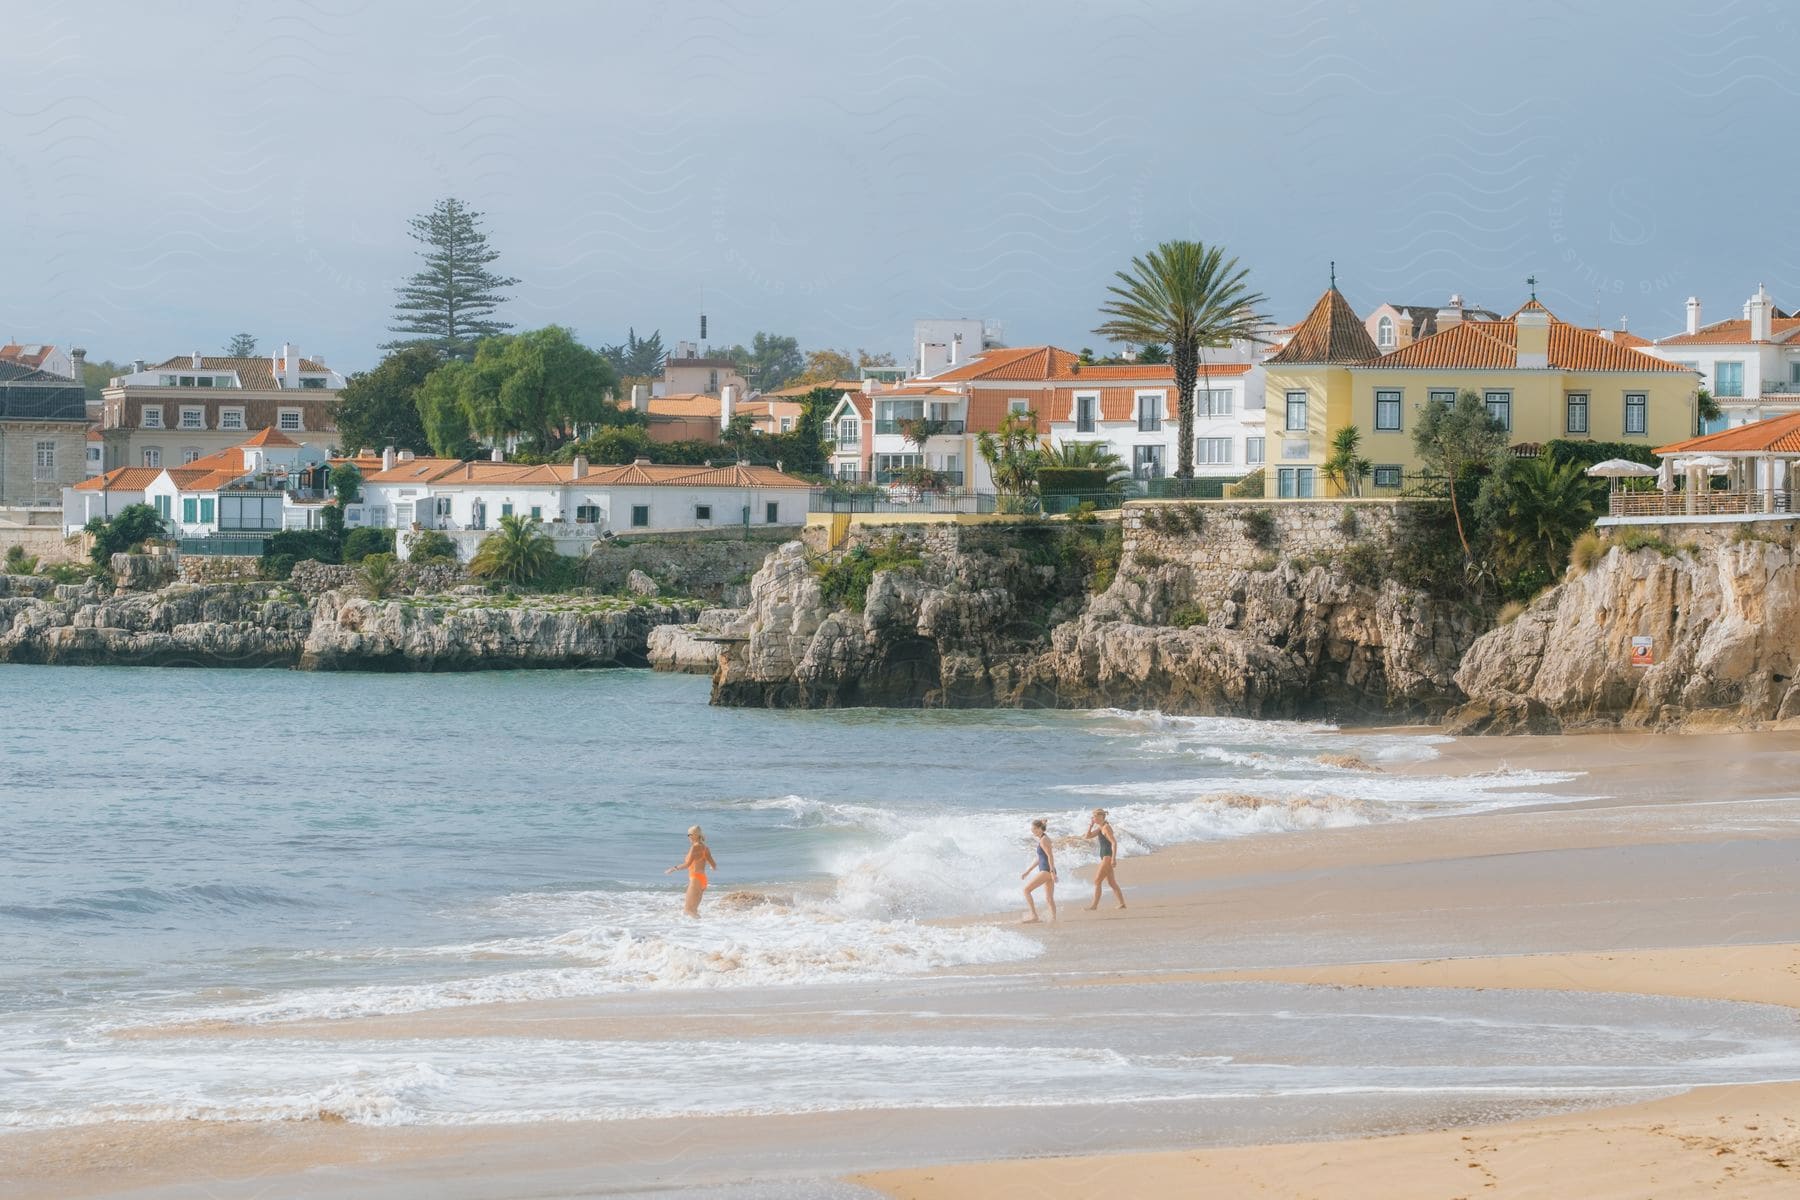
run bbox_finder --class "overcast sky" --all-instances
[3,0,1792,373]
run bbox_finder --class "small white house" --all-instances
[65,429,329,536]
[1649,285,1800,431]
[1042,361,1263,483]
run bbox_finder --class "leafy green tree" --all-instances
[385,197,518,360]
[725,332,804,392]
[1322,426,1373,497]
[977,409,1044,511]
[1413,390,1509,559]
[798,348,856,385]
[84,504,166,566]
[342,526,396,563]
[405,529,460,562]
[4,545,40,575]
[1136,343,1168,364]
[1095,240,1267,484]
[1479,453,1601,581]
[79,356,131,409]
[330,462,362,506]
[599,328,666,379]
[1041,439,1129,487]
[418,359,477,456]
[423,327,619,454]
[331,347,439,454]
[224,333,258,357]
[469,513,556,585]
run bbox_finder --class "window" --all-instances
[142,448,162,468]
[501,502,513,518]
[575,504,601,524]
[1075,394,1098,433]
[708,370,719,393]
[277,408,303,431]
[1285,391,1307,431]
[1715,360,1744,398]
[179,406,205,429]
[33,440,55,481]
[199,498,214,524]
[779,417,792,432]
[368,505,388,528]
[1428,389,1457,407]
[836,417,860,447]
[1374,390,1402,431]
[1790,361,1800,386]
[1276,467,1315,498]
[529,505,542,521]
[695,504,712,522]
[765,501,780,524]
[300,377,327,389]
[631,505,649,528]
[154,494,171,519]
[1373,466,1402,488]
[1565,393,1589,434]
[1195,437,1232,465]
[1136,393,1162,432]
[1484,390,1511,431]
[1008,398,1030,415]
[1132,445,1163,479]
[180,447,201,464]
[1198,388,1233,418]
[182,497,197,523]
[1245,436,1265,465]
[1624,392,1648,435]
[1376,315,1396,349]
[141,406,164,428]
[158,375,177,387]
[219,408,245,431]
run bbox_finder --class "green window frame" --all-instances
[501,503,514,518]
[1624,392,1648,436]
[182,497,197,523]
[529,505,542,521]
[1566,393,1589,434]
[1374,390,1402,431]
[765,501,779,524]
[631,505,649,528]
[199,498,215,523]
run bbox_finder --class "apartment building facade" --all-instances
[1649,286,1800,431]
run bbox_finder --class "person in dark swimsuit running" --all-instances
[1084,808,1126,911]
[1019,818,1057,923]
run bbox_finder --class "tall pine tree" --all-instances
[385,198,518,361]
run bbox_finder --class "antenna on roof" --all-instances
[1329,260,1336,290]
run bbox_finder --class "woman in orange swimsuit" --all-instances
[666,825,717,918]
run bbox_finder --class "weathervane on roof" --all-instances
[1329,260,1336,289]
[1526,274,1539,301]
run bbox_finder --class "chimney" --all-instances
[1749,284,1773,342]
[281,342,299,388]
[1686,296,1702,335]
[1515,306,1550,369]
[191,350,202,369]
[949,332,962,365]
[381,446,396,472]
[490,446,504,462]
[861,377,876,394]
[1436,293,1466,331]
[631,383,650,413]
[398,449,415,462]
[632,456,652,467]
[69,347,86,380]
[720,383,736,427]
[133,359,146,374]
[571,454,588,480]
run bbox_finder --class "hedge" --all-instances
[1037,467,1116,496]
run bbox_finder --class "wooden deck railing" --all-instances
[1606,489,1792,517]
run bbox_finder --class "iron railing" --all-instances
[873,467,965,486]
[177,534,269,556]
[874,419,965,436]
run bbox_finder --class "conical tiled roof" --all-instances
[1266,288,1379,364]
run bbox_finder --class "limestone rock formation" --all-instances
[1451,534,1800,732]
[647,608,743,674]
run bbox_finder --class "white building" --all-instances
[65,428,329,535]
[358,452,812,561]
[1649,286,1800,431]
[1042,361,1262,483]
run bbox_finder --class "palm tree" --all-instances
[1095,241,1267,488]
[1489,454,1601,577]
[469,513,556,585]
[1322,426,1372,497]
[978,409,1044,512]
[1041,439,1130,488]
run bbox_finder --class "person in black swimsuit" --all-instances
[1019,818,1057,923]
[1083,808,1126,911]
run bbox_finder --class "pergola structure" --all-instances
[1639,412,1800,517]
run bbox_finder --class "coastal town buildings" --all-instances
[655,343,748,398]
[97,345,346,473]
[64,429,329,535]
[0,359,89,506]
[0,343,80,380]
[1264,287,1700,496]
[914,318,1003,378]
[1362,298,1502,353]
[1648,286,1800,431]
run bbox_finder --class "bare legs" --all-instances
[684,878,706,918]
[1086,858,1126,910]
[1022,871,1057,923]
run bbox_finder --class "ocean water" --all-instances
[14,664,1783,1137]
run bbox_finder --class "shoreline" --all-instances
[9,726,1800,1198]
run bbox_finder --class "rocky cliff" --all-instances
[0,568,699,671]
[713,504,1484,720]
[1451,527,1800,732]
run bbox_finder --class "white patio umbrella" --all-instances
[1586,459,1657,493]
[1680,454,1731,473]
[1656,456,1676,492]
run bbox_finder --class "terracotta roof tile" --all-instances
[646,393,723,418]
[1369,314,1696,373]
[1657,317,1800,347]
[146,355,335,391]
[763,379,861,398]
[927,346,1080,382]
[1266,288,1380,364]
[74,466,162,491]
[1655,411,1800,456]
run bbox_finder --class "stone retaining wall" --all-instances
[289,559,469,598]
[177,556,263,584]
[582,532,789,604]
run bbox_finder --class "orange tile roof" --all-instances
[365,457,812,489]
[86,427,103,441]
[1054,361,1253,383]
[1266,288,1380,364]
[74,466,162,491]
[0,343,59,369]
[646,393,723,418]
[1606,329,1655,349]
[927,345,1080,382]
[1658,317,1800,347]
[241,426,300,447]
[762,379,861,398]
[1369,314,1696,373]
[146,355,334,391]
[1655,411,1800,456]
[361,457,467,484]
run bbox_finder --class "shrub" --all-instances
[1239,508,1278,548]
[1135,549,1167,569]
[1248,553,1279,573]
[1337,541,1386,587]
[1337,509,1359,538]
[406,529,460,563]
[1496,600,1526,625]
[1569,530,1606,573]
[1176,505,1207,534]
[84,504,167,567]
[1088,526,1124,593]
[1731,523,1790,548]
[1036,466,1116,496]
[1169,603,1208,628]
[815,535,922,611]
[4,545,39,575]
[260,553,298,581]
[358,552,399,599]
[1228,468,1265,499]
[1068,500,1100,524]
[470,515,557,586]
[1615,529,1683,557]
[42,561,94,585]
[342,527,397,564]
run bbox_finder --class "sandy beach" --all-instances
[9,727,1800,1200]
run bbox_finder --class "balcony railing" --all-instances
[1137,417,1163,432]
[1606,489,1791,517]
[874,467,965,486]
[875,419,965,436]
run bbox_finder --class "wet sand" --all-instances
[10,729,1800,1199]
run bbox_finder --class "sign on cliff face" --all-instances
[1630,636,1654,667]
